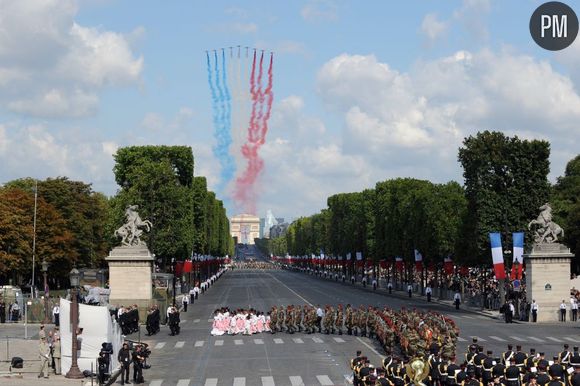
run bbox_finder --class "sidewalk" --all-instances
[0,323,96,385]
[297,269,500,318]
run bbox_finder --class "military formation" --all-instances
[350,340,580,386]
[115,305,140,335]
[268,304,458,360]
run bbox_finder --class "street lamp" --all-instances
[65,267,83,379]
[41,260,50,324]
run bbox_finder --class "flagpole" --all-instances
[31,179,38,299]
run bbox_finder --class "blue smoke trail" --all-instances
[207,50,235,193]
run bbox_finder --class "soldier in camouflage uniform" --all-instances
[323,305,334,334]
[358,306,368,337]
[352,307,360,336]
[335,304,344,335]
[277,305,286,332]
[345,304,354,335]
[294,305,303,332]
[270,306,278,333]
[286,305,295,334]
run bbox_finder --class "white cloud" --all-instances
[421,13,448,43]
[0,0,143,118]
[453,0,491,42]
[301,0,338,23]
[313,49,580,198]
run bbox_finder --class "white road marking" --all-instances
[564,337,579,342]
[547,337,564,342]
[290,375,305,386]
[154,342,166,349]
[462,315,474,319]
[194,319,200,323]
[334,337,345,343]
[254,338,264,345]
[489,336,506,342]
[457,337,467,342]
[233,377,246,386]
[316,375,334,385]
[204,379,218,386]
[274,338,284,344]
[214,340,224,346]
[293,338,304,344]
[268,273,313,306]
[234,339,244,345]
[261,376,275,386]
[180,320,186,323]
[194,340,204,347]
[356,337,382,357]
[509,336,525,342]
[312,337,324,343]
[149,381,163,386]
[528,337,545,343]
[176,380,190,386]
[207,319,213,322]
[175,341,185,348]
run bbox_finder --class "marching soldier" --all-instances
[270,306,278,333]
[351,350,364,386]
[548,364,566,386]
[492,357,506,385]
[447,357,461,386]
[504,358,522,386]
[482,351,495,385]
[277,305,285,332]
[514,345,528,371]
[464,365,483,386]
[504,345,515,365]
[287,305,295,334]
[346,304,354,335]
[335,304,344,335]
[294,305,303,332]
[548,357,566,381]
[473,347,487,379]
[568,353,580,386]
[535,360,551,386]
[559,344,571,367]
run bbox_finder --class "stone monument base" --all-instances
[524,243,573,322]
[106,246,154,306]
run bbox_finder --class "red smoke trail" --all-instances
[234,52,273,215]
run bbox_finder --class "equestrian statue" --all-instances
[528,203,564,244]
[114,205,153,246]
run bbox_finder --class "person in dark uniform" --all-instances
[0,301,5,324]
[559,345,571,367]
[549,357,566,381]
[504,345,515,365]
[466,339,478,365]
[569,353,580,386]
[548,364,566,386]
[464,365,483,386]
[117,342,131,385]
[376,368,392,386]
[447,357,461,386]
[473,347,487,379]
[526,349,538,371]
[482,351,495,385]
[493,357,506,384]
[132,345,145,384]
[514,345,528,371]
[505,358,522,386]
[351,350,364,386]
[358,359,373,385]
[535,360,552,386]
[526,372,538,386]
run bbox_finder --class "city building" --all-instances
[230,214,261,245]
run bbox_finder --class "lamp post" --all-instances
[65,268,83,379]
[41,260,50,324]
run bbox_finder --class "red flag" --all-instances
[175,261,184,276]
[183,260,193,273]
[379,260,389,269]
[444,256,454,275]
[395,257,403,272]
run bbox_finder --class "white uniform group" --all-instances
[210,308,271,336]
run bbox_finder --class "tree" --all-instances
[112,146,195,267]
[457,131,550,265]
[0,187,74,282]
[552,154,580,271]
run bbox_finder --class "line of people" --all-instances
[350,340,580,386]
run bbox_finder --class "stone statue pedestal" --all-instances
[524,243,573,322]
[106,246,153,309]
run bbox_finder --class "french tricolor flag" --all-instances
[489,232,506,280]
[511,232,524,280]
[414,249,423,271]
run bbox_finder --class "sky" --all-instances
[1,0,579,221]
